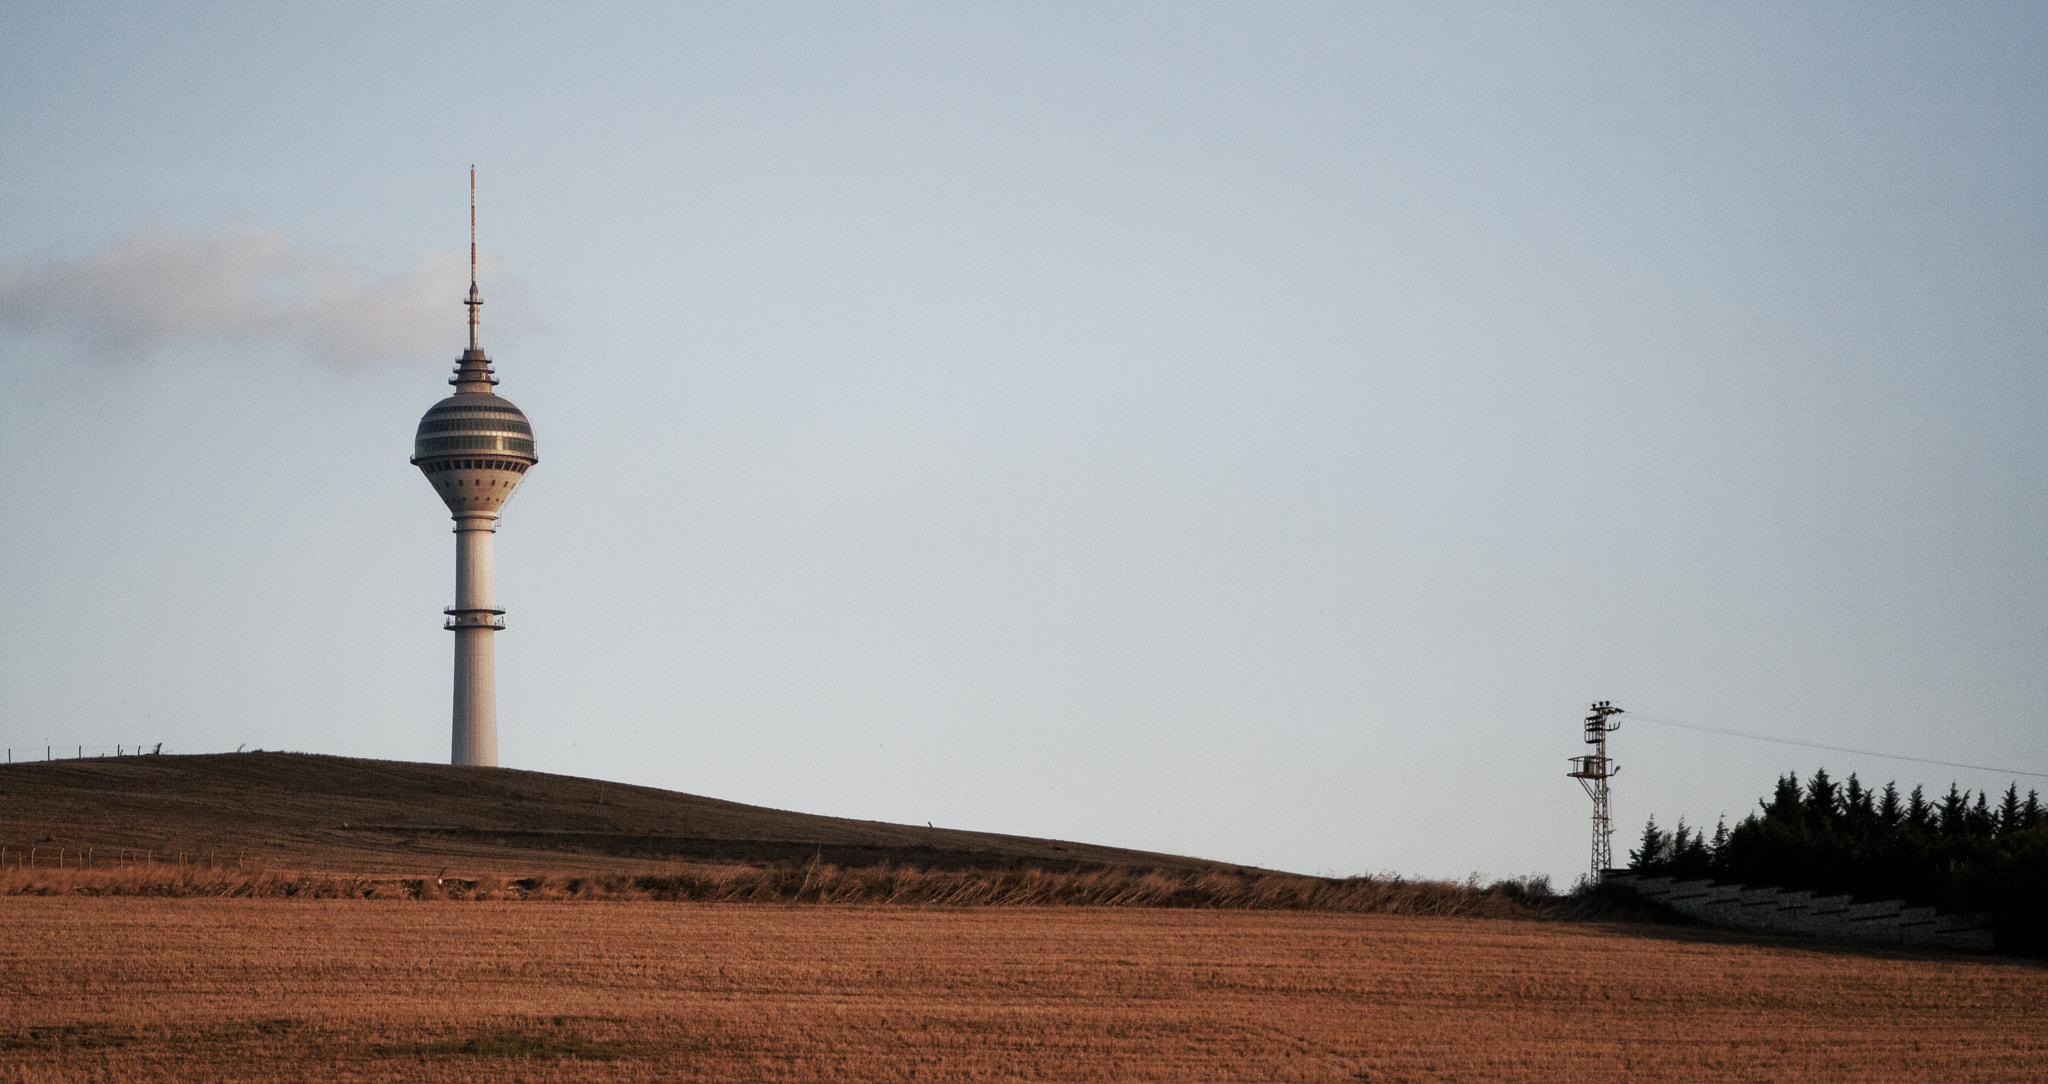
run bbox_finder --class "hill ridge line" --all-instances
[0,751,1249,876]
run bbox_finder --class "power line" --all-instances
[1625,711,2048,780]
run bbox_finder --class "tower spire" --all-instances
[452,167,497,389]
[466,165,481,354]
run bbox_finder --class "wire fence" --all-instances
[5,744,177,763]
[0,845,245,870]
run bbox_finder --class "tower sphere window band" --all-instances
[419,459,530,473]
[419,416,534,435]
[415,434,537,455]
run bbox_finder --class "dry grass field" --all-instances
[6,754,2044,1080]
[0,754,1226,876]
[3,898,2044,1083]
[0,863,1532,918]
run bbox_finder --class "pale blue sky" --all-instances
[3,2,2045,881]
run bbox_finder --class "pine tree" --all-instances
[1843,774,1875,834]
[1997,784,2023,836]
[1708,768,2048,952]
[1763,773,1802,824]
[1968,791,1996,838]
[1629,815,1670,870]
[1878,781,1902,830]
[1805,769,1840,828]
[1940,783,1969,838]
[1670,817,1712,876]
[1907,785,1932,833]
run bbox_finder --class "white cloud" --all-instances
[0,223,528,365]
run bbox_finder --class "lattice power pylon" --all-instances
[1567,701,1625,880]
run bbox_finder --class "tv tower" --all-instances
[411,170,538,767]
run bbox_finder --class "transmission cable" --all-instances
[1623,710,2048,781]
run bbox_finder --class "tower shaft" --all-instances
[448,513,503,766]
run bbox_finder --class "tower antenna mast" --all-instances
[1568,700,1625,880]
[466,166,481,353]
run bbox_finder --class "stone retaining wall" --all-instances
[1605,871,1994,952]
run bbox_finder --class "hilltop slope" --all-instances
[0,752,1234,876]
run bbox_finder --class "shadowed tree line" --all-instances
[1629,770,2048,954]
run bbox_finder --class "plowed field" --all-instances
[2,899,2042,1082]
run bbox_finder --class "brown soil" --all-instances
[2,899,2042,1083]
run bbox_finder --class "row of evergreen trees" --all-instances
[1627,769,2048,954]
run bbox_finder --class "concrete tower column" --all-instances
[412,172,537,768]
[449,512,502,766]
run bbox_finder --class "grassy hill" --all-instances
[0,752,1236,876]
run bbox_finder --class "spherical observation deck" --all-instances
[412,390,539,517]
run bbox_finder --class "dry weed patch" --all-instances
[1,898,2043,1083]
[0,862,1536,916]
